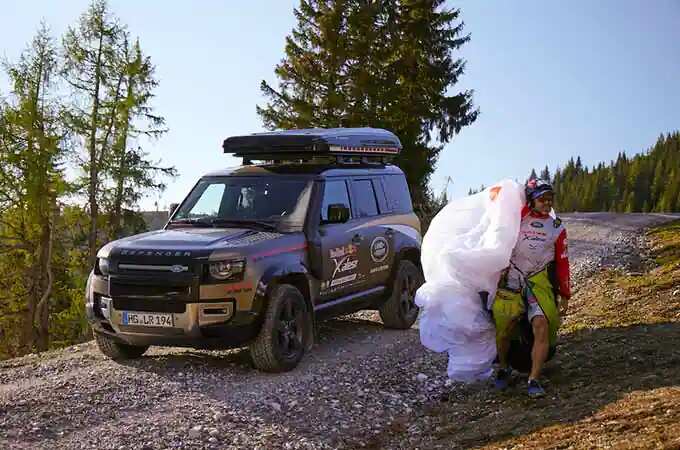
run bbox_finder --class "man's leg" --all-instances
[496,317,517,369]
[494,317,518,390]
[527,314,549,398]
[492,289,524,391]
[529,315,549,380]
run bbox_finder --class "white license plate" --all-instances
[121,311,174,328]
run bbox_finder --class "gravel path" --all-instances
[1,213,677,450]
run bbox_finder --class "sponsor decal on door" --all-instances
[370,236,389,263]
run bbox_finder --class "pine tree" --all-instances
[257,0,478,207]
[540,165,551,182]
[62,0,125,265]
[103,35,175,240]
[0,24,68,353]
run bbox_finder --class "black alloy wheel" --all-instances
[275,293,305,360]
[250,284,310,372]
[380,260,423,329]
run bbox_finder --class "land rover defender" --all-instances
[85,128,423,372]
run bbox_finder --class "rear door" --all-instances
[349,177,395,289]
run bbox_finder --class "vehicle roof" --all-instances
[202,163,405,178]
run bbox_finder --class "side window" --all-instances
[351,179,379,218]
[383,175,413,213]
[373,177,389,213]
[321,180,351,222]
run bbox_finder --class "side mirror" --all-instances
[326,204,350,224]
[169,203,179,216]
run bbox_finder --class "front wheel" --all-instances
[95,332,149,360]
[380,260,423,329]
[249,284,311,372]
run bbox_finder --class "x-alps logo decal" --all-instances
[327,243,360,289]
[331,254,358,279]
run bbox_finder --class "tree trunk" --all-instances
[35,204,54,352]
[87,31,105,267]
[110,74,133,240]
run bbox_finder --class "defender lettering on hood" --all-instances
[120,250,192,257]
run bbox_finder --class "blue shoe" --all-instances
[495,368,511,391]
[527,379,546,398]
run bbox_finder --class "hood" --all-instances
[98,227,284,259]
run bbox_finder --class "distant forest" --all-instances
[548,132,680,212]
[469,131,680,213]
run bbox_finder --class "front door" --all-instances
[318,179,362,300]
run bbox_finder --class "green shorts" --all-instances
[491,269,560,348]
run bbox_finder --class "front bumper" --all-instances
[86,272,261,349]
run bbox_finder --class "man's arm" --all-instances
[555,228,571,300]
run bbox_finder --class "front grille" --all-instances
[113,297,187,313]
[110,283,191,298]
[107,271,198,314]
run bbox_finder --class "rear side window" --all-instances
[351,179,379,217]
[383,175,413,213]
[321,180,351,222]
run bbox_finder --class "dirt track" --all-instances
[0,213,678,449]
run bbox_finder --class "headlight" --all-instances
[208,259,245,281]
[96,258,110,276]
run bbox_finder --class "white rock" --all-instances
[416,373,428,382]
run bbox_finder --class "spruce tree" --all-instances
[258,0,478,206]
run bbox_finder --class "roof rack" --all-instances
[222,128,401,165]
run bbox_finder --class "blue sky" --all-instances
[2,1,679,209]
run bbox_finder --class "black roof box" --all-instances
[222,128,401,160]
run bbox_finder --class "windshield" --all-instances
[172,177,311,225]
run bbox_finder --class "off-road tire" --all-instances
[380,260,423,329]
[95,332,149,360]
[250,284,310,372]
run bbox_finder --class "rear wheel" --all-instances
[249,284,310,372]
[95,333,149,360]
[380,260,423,329]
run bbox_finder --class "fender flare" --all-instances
[385,246,422,296]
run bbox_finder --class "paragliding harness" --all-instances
[481,262,561,372]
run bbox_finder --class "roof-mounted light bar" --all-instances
[328,144,400,155]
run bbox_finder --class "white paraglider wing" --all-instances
[416,179,524,381]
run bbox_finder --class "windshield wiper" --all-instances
[168,218,213,227]
[208,218,279,231]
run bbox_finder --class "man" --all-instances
[492,179,571,398]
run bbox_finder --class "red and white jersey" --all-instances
[506,206,571,298]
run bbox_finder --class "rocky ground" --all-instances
[0,213,678,450]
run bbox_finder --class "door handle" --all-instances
[385,228,395,238]
[352,234,363,244]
